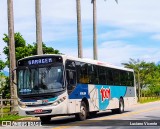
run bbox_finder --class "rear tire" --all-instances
[112,98,124,114]
[40,116,51,124]
[119,98,124,113]
[75,101,87,121]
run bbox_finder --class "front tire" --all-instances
[40,116,51,124]
[75,101,87,121]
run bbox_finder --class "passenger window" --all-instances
[106,68,114,85]
[113,70,120,85]
[88,64,99,84]
[98,66,106,85]
[120,71,127,86]
[80,63,88,83]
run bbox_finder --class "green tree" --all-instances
[122,59,160,99]
[0,57,6,72]
[0,77,10,99]
[3,32,29,66]
[29,43,60,55]
[0,55,6,97]
[0,55,7,99]
[144,64,160,95]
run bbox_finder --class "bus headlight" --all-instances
[18,101,26,108]
[52,96,66,106]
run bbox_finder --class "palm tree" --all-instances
[76,0,83,58]
[91,0,118,60]
[7,0,17,111]
[91,0,97,60]
[35,0,43,55]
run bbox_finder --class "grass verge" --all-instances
[0,115,27,124]
[139,97,160,103]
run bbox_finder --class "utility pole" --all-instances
[35,0,43,55]
[76,0,83,58]
[92,0,98,60]
[7,0,17,111]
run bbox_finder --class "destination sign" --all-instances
[18,56,63,66]
[28,58,52,65]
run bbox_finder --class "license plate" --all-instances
[42,99,48,104]
[34,109,43,113]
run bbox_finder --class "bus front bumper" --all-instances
[18,102,68,117]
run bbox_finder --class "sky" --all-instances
[1,0,160,70]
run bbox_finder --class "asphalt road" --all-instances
[1,101,160,129]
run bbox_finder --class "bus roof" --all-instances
[19,54,134,72]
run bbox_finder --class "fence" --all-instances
[0,98,18,117]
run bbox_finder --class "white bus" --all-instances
[15,54,137,123]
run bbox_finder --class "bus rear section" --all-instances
[64,58,137,120]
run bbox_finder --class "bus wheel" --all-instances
[40,116,51,124]
[112,98,124,114]
[75,101,87,121]
[119,98,124,113]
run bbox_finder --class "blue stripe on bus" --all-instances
[68,84,90,99]
[68,84,127,110]
[48,97,58,102]
[21,99,37,102]
[95,85,127,110]
[21,97,58,102]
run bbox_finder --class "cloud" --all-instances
[98,41,160,65]
[1,0,160,66]
[99,30,134,40]
[96,0,160,33]
[59,40,160,66]
[151,34,160,41]
[0,1,7,61]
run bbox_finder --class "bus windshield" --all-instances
[17,65,64,96]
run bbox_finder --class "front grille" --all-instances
[26,110,52,115]
[26,103,52,107]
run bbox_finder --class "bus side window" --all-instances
[98,66,107,85]
[120,71,126,86]
[107,68,114,85]
[88,64,99,84]
[80,63,89,84]
[65,60,77,94]
[113,70,120,85]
